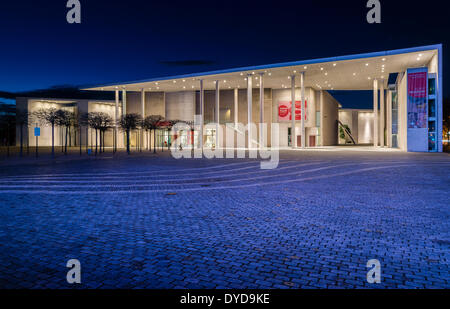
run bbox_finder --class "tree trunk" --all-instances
[65,127,68,154]
[126,129,130,154]
[51,123,55,158]
[103,131,106,153]
[86,127,89,154]
[20,124,23,157]
[6,124,10,157]
[79,125,82,156]
[153,129,156,154]
[95,129,98,156]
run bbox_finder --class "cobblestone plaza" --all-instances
[0,150,449,289]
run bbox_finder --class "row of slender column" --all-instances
[290,72,306,149]
[113,71,308,150]
[373,78,387,147]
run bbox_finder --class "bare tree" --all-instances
[98,113,113,153]
[55,110,75,155]
[119,113,142,155]
[16,109,30,157]
[0,104,15,157]
[33,108,60,157]
[78,113,89,155]
[142,115,164,153]
[88,112,107,155]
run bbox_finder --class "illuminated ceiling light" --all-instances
[325,72,328,76]
[252,72,255,75]
[365,63,369,66]
[288,76,291,79]
[268,72,272,76]
[368,77,371,80]
[240,72,244,76]
[156,87,160,90]
[191,86,195,88]
[223,80,227,83]
[244,78,247,81]
[333,63,337,66]
[320,67,324,71]
[173,80,177,83]
[255,77,258,80]
[417,57,421,61]
[353,73,356,76]
[382,58,386,61]
[381,76,384,79]
[304,66,307,69]
[155,82,159,85]
[228,86,231,89]
[183,86,186,89]
[182,79,186,82]
[256,84,260,87]
[419,53,423,57]
[293,70,297,73]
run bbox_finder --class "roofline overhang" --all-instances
[81,44,442,91]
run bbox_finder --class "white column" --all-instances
[291,75,296,148]
[319,91,324,146]
[122,89,127,116]
[373,79,379,147]
[115,89,119,151]
[141,88,145,150]
[247,75,253,149]
[234,88,238,128]
[259,73,264,148]
[199,80,204,149]
[121,89,127,149]
[379,80,385,147]
[300,72,306,148]
[215,80,220,148]
[386,90,392,148]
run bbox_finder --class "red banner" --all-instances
[407,71,427,129]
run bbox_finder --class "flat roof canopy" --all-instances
[83,45,440,93]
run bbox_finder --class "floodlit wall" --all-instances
[272,87,318,147]
[320,91,339,146]
[166,91,195,122]
[126,92,166,118]
[357,111,374,144]
[25,99,76,147]
[338,110,359,144]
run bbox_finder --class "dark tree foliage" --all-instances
[142,115,164,153]
[119,113,142,154]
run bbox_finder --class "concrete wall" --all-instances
[166,91,195,122]
[357,111,374,144]
[320,91,339,146]
[272,87,318,147]
[338,110,359,144]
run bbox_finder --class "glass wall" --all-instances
[391,91,399,148]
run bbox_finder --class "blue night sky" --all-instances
[0,0,448,109]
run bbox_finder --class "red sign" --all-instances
[278,100,307,121]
